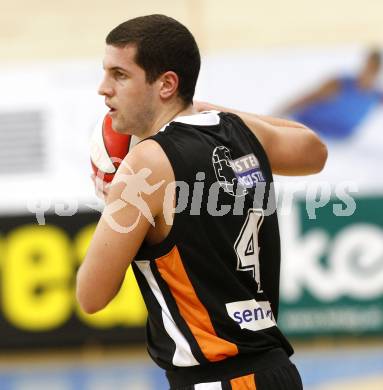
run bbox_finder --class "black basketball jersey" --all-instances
[133,111,293,373]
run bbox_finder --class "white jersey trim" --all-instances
[136,260,199,367]
[157,111,221,133]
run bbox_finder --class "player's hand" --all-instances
[91,174,110,200]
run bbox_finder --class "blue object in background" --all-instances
[292,76,382,140]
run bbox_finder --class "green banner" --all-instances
[279,195,383,337]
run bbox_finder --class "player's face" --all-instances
[98,44,158,136]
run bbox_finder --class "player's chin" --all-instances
[110,117,127,134]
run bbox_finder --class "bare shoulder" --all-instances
[118,138,174,183]
[129,139,169,167]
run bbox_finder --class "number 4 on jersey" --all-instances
[234,208,264,292]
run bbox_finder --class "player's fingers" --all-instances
[103,182,110,198]
[92,174,108,200]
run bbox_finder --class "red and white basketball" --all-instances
[90,114,138,183]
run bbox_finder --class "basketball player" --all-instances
[77,14,327,389]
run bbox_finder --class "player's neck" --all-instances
[140,101,196,139]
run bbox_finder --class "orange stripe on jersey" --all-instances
[155,246,238,362]
[230,373,257,389]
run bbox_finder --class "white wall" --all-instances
[2,0,383,60]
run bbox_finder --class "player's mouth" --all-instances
[106,102,117,115]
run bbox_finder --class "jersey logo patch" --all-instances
[226,299,275,331]
[212,146,265,197]
[230,153,265,189]
[212,146,247,197]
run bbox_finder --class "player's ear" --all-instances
[158,71,179,100]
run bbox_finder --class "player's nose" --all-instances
[98,76,114,97]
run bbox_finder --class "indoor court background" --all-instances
[1,1,383,389]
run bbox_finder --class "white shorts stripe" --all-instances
[195,382,223,390]
[136,260,199,367]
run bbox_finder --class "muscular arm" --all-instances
[194,101,328,176]
[76,140,173,313]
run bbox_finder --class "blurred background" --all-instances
[1,1,383,389]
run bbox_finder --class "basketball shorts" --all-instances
[170,362,302,389]
[167,348,303,390]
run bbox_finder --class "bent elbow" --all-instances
[77,293,104,314]
[76,288,101,314]
[304,130,328,174]
[76,275,106,314]
[312,139,328,173]
[78,300,101,315]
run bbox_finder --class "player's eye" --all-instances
[114,71,127,80]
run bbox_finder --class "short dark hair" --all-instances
[106,14,201,105]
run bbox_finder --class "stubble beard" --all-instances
[130,103,157,138]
